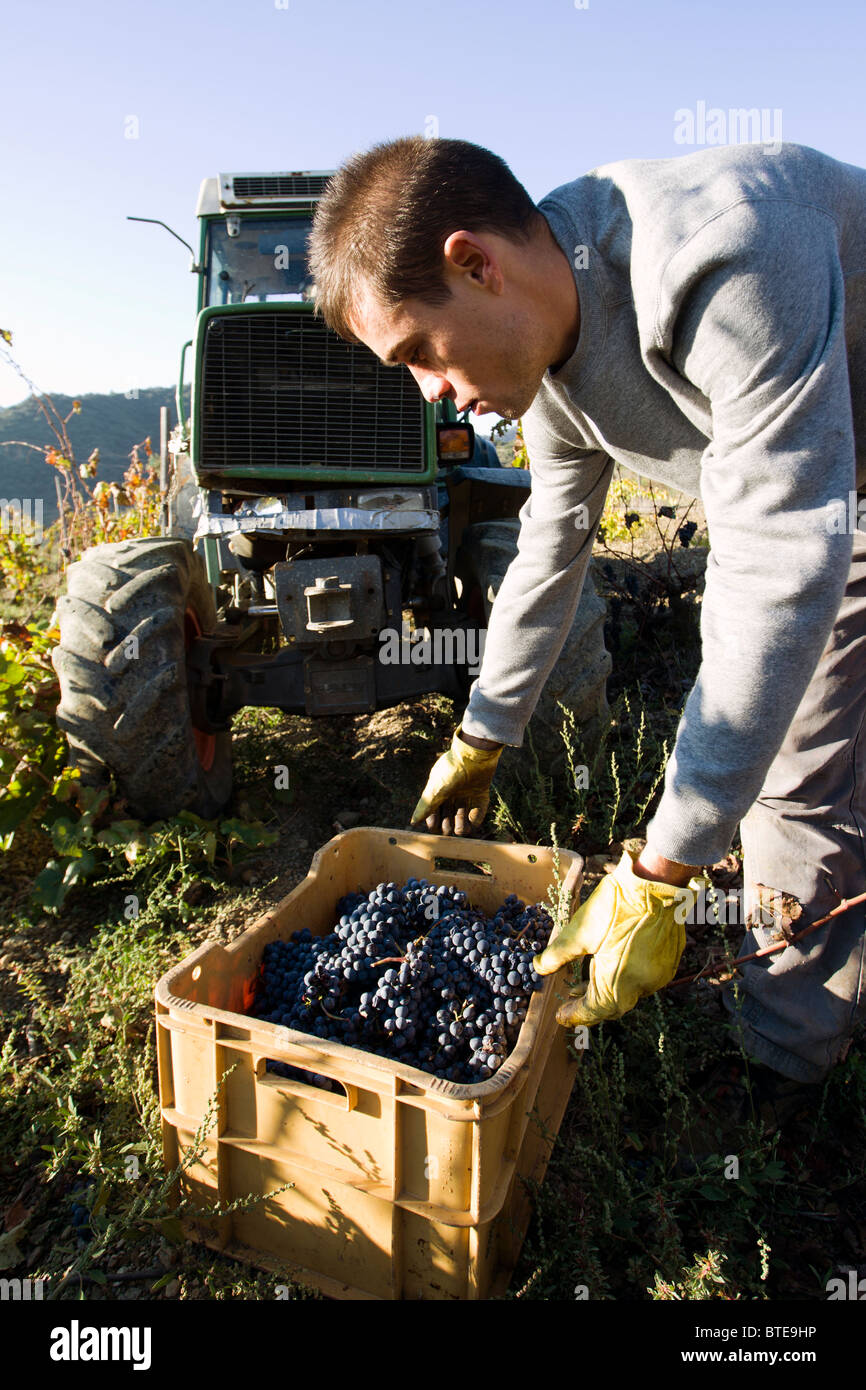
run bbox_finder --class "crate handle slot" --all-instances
[254,1056,358,1111]
[432,855,493,877]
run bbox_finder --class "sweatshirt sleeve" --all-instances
[645,197,856,866]
[460,430,614,747]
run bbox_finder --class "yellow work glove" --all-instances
[410,729,503,836]
[533,844,707,1027]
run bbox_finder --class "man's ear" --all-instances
[442,230,503,292]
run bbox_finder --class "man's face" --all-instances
[346,233,553,421]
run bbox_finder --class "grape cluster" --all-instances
[250,878,554,1085]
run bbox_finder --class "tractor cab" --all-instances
[197,172,331,310]
[204,215,316,306]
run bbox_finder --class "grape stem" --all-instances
[371,955,406,968]
[667,887,866,987]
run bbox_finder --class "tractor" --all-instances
[52,171,610,820]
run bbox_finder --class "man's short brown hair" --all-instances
[307,135,541,342]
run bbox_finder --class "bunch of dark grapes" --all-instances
[250,879,554,1085]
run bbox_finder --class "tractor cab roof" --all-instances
[197,172,336,217]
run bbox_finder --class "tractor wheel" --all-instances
[53,537,233,821]
[455,518,611,768]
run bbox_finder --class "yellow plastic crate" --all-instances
[155,827,581,1300]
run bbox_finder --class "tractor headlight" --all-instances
[356,490,425,511]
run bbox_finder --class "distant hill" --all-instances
[488,422,517,466]
[0,387,190,523]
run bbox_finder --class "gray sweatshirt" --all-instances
[460,142,866,867]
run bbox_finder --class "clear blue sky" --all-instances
[2,0,864,432]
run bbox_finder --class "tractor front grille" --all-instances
[198,312,427,474]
